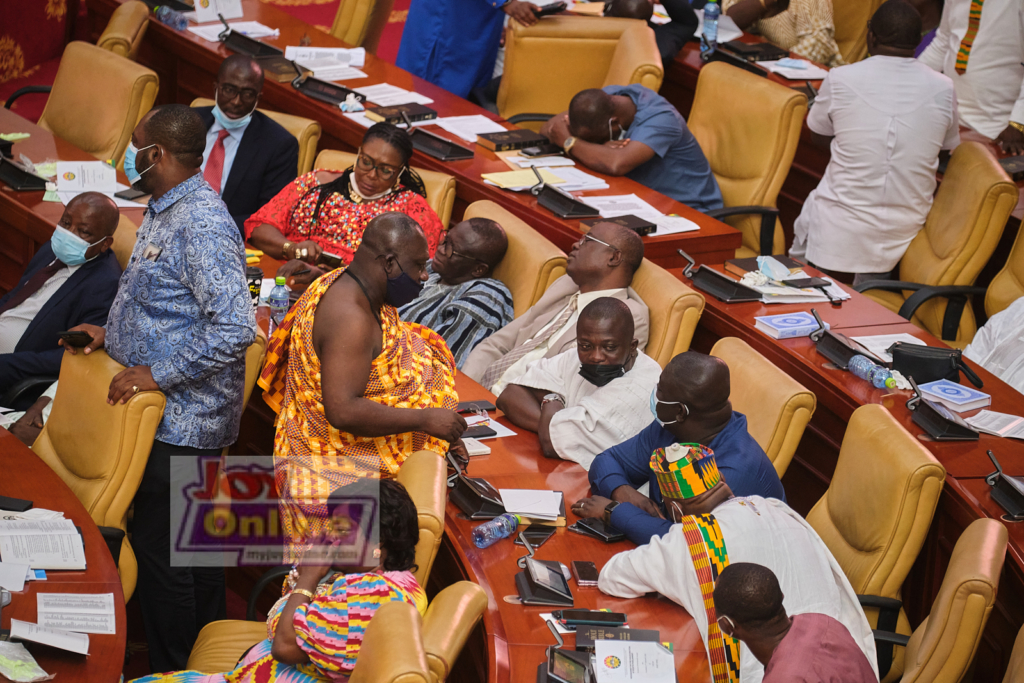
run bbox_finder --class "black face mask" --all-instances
[383,258,423,308]
[578,363,626,387]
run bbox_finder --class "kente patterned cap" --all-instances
[650,443,721,500]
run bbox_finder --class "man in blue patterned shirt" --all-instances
[67,104,256,672]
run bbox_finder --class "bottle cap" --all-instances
[884,378,896,389]
[275,276,287,286]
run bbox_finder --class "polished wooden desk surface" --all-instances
[0,429,127,682]
[448,375,710,683]
[86,0,741,268]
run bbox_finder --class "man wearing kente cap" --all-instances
[577,352,783,544]
[596,445,877,683]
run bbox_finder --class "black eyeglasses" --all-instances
[217,83,260,103]
[356,149,402,180]
[438,234,488,264]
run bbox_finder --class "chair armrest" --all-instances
[872,629,911,647]
[705,205,779,256]
[0,375,59,410]
[507,113,555,125]
[897,285,988,327]
[859,594,903,678]
[852,280,925,294]
[4,86,52,110]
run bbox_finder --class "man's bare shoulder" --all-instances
[313,274,377,341]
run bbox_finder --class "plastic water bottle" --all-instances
[268,276,290,328]
[848,355,896,389]
[155,6,189,31]
[472,513,520,549]
[702,0,720,53]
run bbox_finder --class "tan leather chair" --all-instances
[629,258,705,368]
[112,213,139,270]
[855,141,1017,345]
[462,200,567,316]
[97,0,150,61]
[709,337,815,477]
[37,42,158,165]
[1003,623,1024,683]
[331,0,395,54]
[395,450,447,587]
[807,404,945,681]
[350,601,431,683]
[983,224,1024,323]
[875,518,1007,683]
[497,16,663,125]
[422,582,488,683]
[688,62,808,257]
[32,351,166,603]
[833,0,884,64]
[314,150,456,228]
[186,620,267,673]
[191,98,322,176]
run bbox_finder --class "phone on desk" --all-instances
[58,330,93,347]
[514,526,556,548]
[785,277,831,289]
[463,423,497,439]
[571,560,599,587]
[548,647,591,683]
[522,143,563,158]
[568,517,626,543]
[457,400,496,414]
[534,1,567,16]
[114,187,147,201]
[553,609,626,627]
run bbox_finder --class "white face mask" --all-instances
[349,174,401,202]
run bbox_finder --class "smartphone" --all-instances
[58,330,93,347]
[571,560,598,587]
[114,187,146,201]
[457,400,496,414]
[319,251,343,268]
[553,609,626,627]
[785,276,832,289]
[574,517,626,543]
[463,423,497,439]
[534,1,567,16]
[514,526,556,548]
[522,143,563,158]
[548,648,589,683]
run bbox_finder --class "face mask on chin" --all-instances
[578,363,626,387]
[212,91,257,130]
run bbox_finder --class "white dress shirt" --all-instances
[918,0,1024,139]
[513,349,662,469]
[791,56,960,274]
[200,117,251,193]
[599,497,878,683]
[0,261,81,355]
[964,296,1024,397]
[490,287,629,395]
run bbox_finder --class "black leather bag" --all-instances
[888,342,983,388]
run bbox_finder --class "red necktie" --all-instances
[204,129,231,194]
[0,260,66,315]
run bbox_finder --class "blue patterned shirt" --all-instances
[106,173,256,449]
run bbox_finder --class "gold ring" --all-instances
[132,385,139,394]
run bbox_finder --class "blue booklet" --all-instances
[753,311,827,339]
[919,379,991,413]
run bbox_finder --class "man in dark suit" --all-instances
[196,54,299,235]
[0,192,121,398]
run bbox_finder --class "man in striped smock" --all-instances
[399,217,513,368]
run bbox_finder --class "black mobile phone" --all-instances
[319,251,343,268]
[522,143,563,158]
[514,526,556,548]
[58,330,93,347]
[457,400,496,414]
[534,1,567,16]
[114,187,147,201]
[574,517,626,543]
[548,647,589,683]
[463,424,497,439]
[785,277,831,289]
[553,609,626,627]
[571,560,598,586]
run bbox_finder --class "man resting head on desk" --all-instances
[462,222,650,394]
[540,85,723,212]
[496,297,660,468]
[574,351,784,545]
[594,447,876,683]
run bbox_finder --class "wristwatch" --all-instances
[541,393,565,407]
[603,500,620,526]
[563,136,577,154]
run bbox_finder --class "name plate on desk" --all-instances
[0,158,48,191]
[292,74,367,107]
[450,474,505,519]
[220,30,283,59]
[411,129,474,161]
[516,557,574,606]
[535,184,601,219]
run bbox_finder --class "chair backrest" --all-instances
[112,213,138,270]
[1002,624,1024,683]
[628,258,704,368]
[331,0,396,54]
[313,150,456,228]
[190,98,323,176]
[984,218,1024,320]
[395,451,447,586]
[39,41,158,165]
[688,62,807,257]
[902,518,1007,683]
[496,16,662,122]
[709,337,815,477]
[97,0,150,61]
[807,404,945,602]
[349,601,431,683]
[832,0,884,64]
[898,141,1017,342]
[463,200,566,317]
[32,350,166,601]
[422,582,488,683]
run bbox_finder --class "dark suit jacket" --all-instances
[0,244,122,387]
[197,107,299,236]
[652,0,699,63]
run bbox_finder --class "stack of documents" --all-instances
[481,168,566,189]
[0,519,86,570]
[506,154,576,169]
[285,46,366,67]
[849,333,925,363]
[434,115,508,142]
[586,194,701,236]
[757,58,830,80]
[966,411,1024,439]
[54,160,143,208]
[37,593,116,634]
[749,273,851,305]
[499,489,563,521]
[10,620,89,655]
[188,21,279,42]
[295,58,366,81]
[354,83,434,107]
[550,167,608,191]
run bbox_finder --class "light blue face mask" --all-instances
[650,388,687,427]
[608,118,626,142]
[211,91,256,131]
[51,225,107,267]
[124,142,156,186]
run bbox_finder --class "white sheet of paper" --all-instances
[6,509,64,521]
[550,167,608,191]
[354,83,407,99]
[295,60,367,81]
[344,112,435,129]
[756,59,830,80]
[966,410,1024,439]
[509,155,576,168]
[652,215,700,236]
[55,161,116,193]
[56,189,141,209]
[370,91,434,106]
[849,333,926,364]
[465,414,517,440]
[38,593,115,614]
[37,611,116,635]
[594,640,675,682]
[0,532,86,570]
[10,619,90,655]
[499,489,562,520]
[0,520,77,536]
[0,561,28,591]
[192,0,243,23]
[586,194,665,223]
[434,115,507,142]
[285,46,366,67]
[695,9,743,43]
[188,21,278,42]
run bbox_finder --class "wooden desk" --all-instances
[85,0,741,268]
[0,429,127,682]
[0,108,146,296]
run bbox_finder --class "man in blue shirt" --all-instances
[572,352,784,545]
[66,104,256,672]
[540,84,723,212]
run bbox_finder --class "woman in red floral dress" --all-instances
[245,123,444,284]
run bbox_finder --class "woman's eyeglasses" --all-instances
[356,150,401,180]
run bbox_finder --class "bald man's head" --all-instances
[67,192,119,237]
[606,0,654,21]
[712,563,788,654]
[360,212,427,256]
[569,89,616,143]
[567,222,644,290]
[661,352,731,411]
[216,54,264,119]
[578,297,634,337]
[54,191,119,264]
